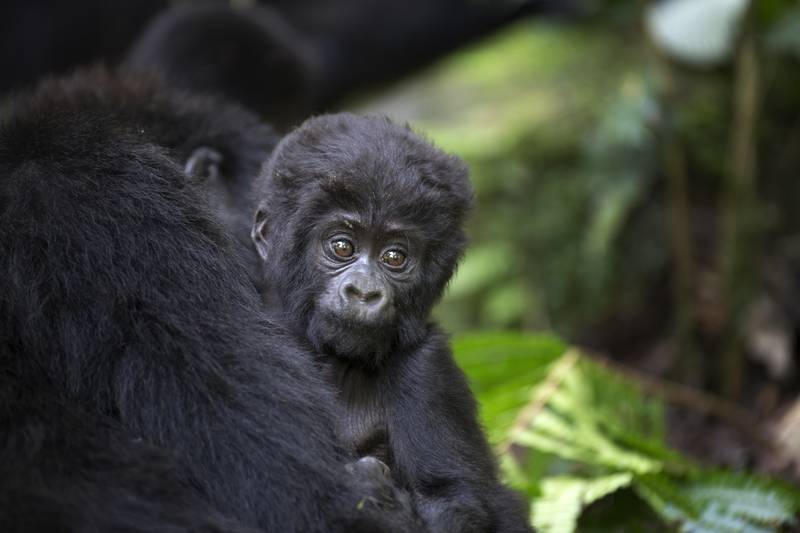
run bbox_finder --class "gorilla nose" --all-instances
[343,282,385,307]
[339,277,390,321]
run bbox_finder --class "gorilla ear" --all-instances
[185,146,224,181]
[251,209,270,261]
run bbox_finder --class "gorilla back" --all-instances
[0,69,416,532]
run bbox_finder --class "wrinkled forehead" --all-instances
[271,120,467,235]
[301,182,434,238]
[308,156,452,230]
[311,209,425,249]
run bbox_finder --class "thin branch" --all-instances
[644,12,698,379]
[719,9,761,399]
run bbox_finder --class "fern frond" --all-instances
[532,474,634,533]
[452,334,800,533]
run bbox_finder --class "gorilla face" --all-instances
[254,201,429,363]
[252,112,473,365]
[315,215,406,326]
[312,212,418,361]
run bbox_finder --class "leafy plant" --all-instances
[454,332,800,532]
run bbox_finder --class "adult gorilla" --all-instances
[0,69,417,532]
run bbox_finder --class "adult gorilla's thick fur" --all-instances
[0,70,417,532]
[252,114,532,532]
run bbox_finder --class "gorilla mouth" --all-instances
[307,310,397,363]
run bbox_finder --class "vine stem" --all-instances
[719,9,760,399]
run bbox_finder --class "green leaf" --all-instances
[453,332,565,442]
[507,353,674,474]
[532,477,583,533]
[684,472,800,526]
[455,334,800,532]
[637,472,800,532]
[533,474,634,533]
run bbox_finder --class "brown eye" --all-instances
[331,239,355,258]
[381,249,407,268]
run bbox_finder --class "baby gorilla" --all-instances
[252,113,531,533]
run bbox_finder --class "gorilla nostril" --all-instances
[344,283,362,300]
[363,290,383,305]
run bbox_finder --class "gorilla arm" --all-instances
[385,332,532,533]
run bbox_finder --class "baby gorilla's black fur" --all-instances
[0,70,419,532]
[252,113,532,533]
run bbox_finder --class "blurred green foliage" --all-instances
[358,0,800,529]
[362,18,666,337]
[359,0,800,377]
[454,332,800,532]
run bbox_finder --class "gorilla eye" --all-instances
[381,249,407,268]
[331,238,355,258]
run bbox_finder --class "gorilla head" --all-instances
[252,113,473,364]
